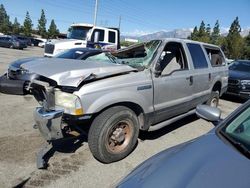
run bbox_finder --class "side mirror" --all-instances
[196,105,221,124]
[94,32,100,43]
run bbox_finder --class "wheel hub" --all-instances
[106,120,132,153]
[111,127,125,143]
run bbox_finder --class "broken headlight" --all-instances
[55,89,83,115]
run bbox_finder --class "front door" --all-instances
[152,42,194,124]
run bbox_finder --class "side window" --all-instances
[204,46,225,67]
[91,29,105,42]
[108,31,116,43]
[159,42,188,75]
[187,43,208,69]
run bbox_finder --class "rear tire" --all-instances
[88,106,139,163]
[206,91,219,107]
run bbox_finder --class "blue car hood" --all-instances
[229,70,250,80]
[118,132,250,188]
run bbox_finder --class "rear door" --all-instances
[152,41,194,124]
[186,43,211,105]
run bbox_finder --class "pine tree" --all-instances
[225,17,244,59]
[12,17,20,34]
[211,20,221,45]
[37,9,47,38]
[243,32,250,59]
[206,24,211,35]
[23,11,33,36]
[0,4,12,34]
[48,19,59,38]
[198,21,206,37]
[190,26,198,40]
[197,21,210,43]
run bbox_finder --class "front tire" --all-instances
[88,106,139,163]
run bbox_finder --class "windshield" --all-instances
[220,105,250,157]
[112,40,161,69]
[84,40,161,69]
[229,61,250,72]
[67,26,91,40]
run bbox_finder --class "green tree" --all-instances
[37,9,47,38]
[190,26,199,40]
[211,20,221,45]
[0,4,12,34]
[225,17,244,59]
[12,17,20,34]
[197,21,210,43]
[206,24,211,36]
[48,19,59,38]
[23,11,33,36]
[243,32,250,59]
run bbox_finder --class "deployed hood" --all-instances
[9,57,45,70]
[118,132,250,188]
[21,58,136,87]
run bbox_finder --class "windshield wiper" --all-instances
[105,53,117,64]
[219,130,250,158]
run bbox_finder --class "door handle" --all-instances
[208,73,211,81]
[186,76,193,85]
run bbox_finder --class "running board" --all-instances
[148,109,196,132]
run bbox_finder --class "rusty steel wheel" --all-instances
[106,119,133,154]
[88,106,139,163]
[207,91,219,107]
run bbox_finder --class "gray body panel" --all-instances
[21,58,136,87]
[117,131,250,188]
[16,38,228,130]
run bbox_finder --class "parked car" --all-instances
[117,102,250,188]
[31,38,45,46]
[12,35,32,46]
[38,41,46,48]
[0,36,27,49]
[0,39,228,168]
[226,60,250,99]
[7,48,103,80]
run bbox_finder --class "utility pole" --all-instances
[118,15,121,29]
[94,0,98,26]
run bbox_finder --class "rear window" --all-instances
[204,46,225,67]
[187,43,208,69]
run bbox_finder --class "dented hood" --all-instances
[21,58,136,87]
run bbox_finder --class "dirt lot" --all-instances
[0,47,244,188]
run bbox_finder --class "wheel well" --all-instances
[98,102,145,129]
[212,81,222,94]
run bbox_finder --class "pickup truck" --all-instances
[0,39,228,167]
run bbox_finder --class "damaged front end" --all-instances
[0,69,82,168]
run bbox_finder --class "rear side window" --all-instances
[187,43,208,69]
[108,31,116,43]
[204,46,225,67]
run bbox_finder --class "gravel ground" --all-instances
[0,46,244,188]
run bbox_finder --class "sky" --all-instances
[1,0,250,36]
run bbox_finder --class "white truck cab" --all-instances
[44,23,120,57]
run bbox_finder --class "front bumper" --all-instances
[34,107,64,141]
[0,74,27,95]
[226,84,250,99]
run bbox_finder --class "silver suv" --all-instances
[0,39,228,167]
